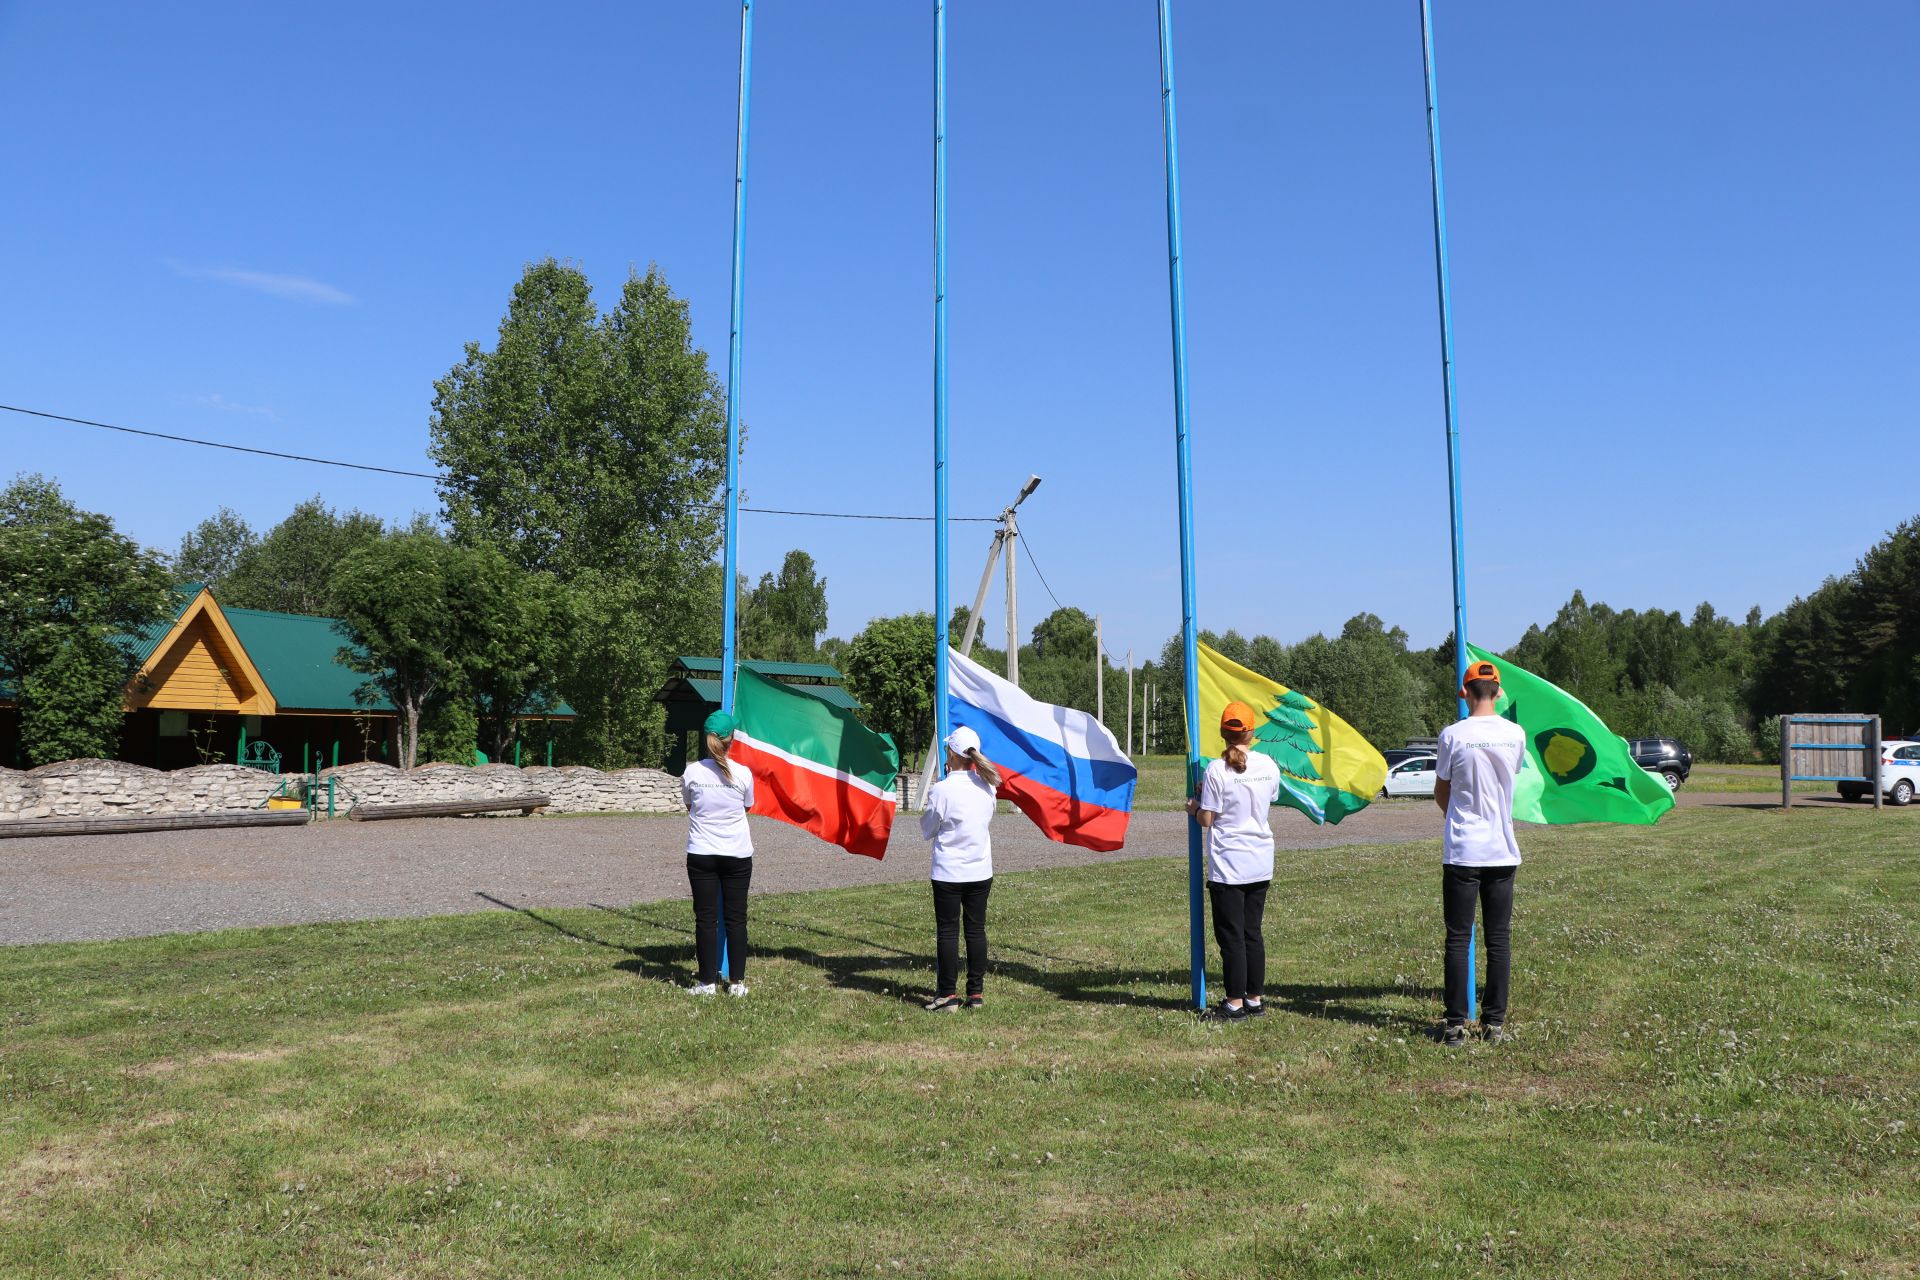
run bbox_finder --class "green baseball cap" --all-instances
[703,710,736,740]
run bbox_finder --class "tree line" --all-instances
[821,517,1920,767]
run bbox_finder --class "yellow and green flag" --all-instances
[1193,642,1389,825]
[1467,644,1674,825]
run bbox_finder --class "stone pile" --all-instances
[0,759,685,822]
[0,761,283,821]
[320,762,684,815]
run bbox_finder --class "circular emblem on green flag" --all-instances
[1534,728,1597,785]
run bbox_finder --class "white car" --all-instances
[1382,754,1438,798]
[1837,739,1920,807]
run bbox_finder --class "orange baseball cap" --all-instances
[1460,660,1500,696]
[1220,701,1260,734]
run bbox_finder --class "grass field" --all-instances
[1128,755,1827,808]
[4,808,1916,1277]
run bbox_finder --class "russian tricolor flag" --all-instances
[946,647,1137,852]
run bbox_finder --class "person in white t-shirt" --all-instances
[1433,659,1528,1046]
[1187,701,1283,1022]
[683,710,756,998]
[919,725,1001,1012]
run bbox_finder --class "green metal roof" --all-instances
[674,655,846,682]
[661,675,861,713]
[220,606,575,718]
[113,585,199,667]
[223,607,393,712]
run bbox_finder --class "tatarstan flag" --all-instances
[730,667,901,859]
[1193,642,1389,825]
[1467,644,1674,825]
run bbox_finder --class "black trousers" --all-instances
[1443,863,1516,1025]
[932,878,992,998]
[1209,879,1271,1002]
[688,855,752,984]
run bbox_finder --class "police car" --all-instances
[1837,739,1920,806]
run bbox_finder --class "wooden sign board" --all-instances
[1781,714,1881,810]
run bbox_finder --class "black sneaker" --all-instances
[924,995,962,1013]
[1212,1002,1250,1023]
[1243,1000,1267,1018]
[1440,1023,1467,1048]
[965,995,983,1010]
[1482,1023,1510,1045]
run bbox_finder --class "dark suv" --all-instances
[1628,738,1692,790]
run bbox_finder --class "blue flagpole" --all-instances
[716,0,754,979]
[1419,0,1476,1021]
[933,0,952,769]
[1419,0,1470,717]
[1470,920,1480,1023]
[1156,0,1207,1014]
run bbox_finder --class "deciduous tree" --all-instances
[844,613,936,764]
[328,532,463,771]
[172,507,257,592]
[430,260,728,766]
[0,474,174,765]
[221,497,390,615]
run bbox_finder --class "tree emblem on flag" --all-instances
[1254,689,1325,784]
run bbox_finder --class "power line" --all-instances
[2,403,441,480]
[726,505,995,523]
[1020,528,1065,611]
[1,401,997,522]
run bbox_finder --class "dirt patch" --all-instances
[127,1045,294,1078]
[0,1140,111,1216]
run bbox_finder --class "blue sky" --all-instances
[2,2,1914,664]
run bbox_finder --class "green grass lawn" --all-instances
[4,809,1916,1278]
[1686,763,1831,795]
[1129,755,1826,806]
[1130,754,1192,810]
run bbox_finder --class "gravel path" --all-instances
[2,789,1866,946]
[0,802,1449,946]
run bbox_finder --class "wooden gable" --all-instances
[126,590,278,715]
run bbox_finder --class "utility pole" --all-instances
[1004,504,1022,686]
[999,474,1040,686]
[1126,649,1134,756]
[918,474,1041,807]
[955,527,1006,658]
[1094,615,1104,726]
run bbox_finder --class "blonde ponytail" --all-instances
[1222,727,1252,774]
[965,747,1002,790]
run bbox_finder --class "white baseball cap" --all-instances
[944,725,982,756]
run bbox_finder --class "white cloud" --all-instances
[193,392,279,421]
[166,259,357,305]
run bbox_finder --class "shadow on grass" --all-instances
[483,893,1438,1027]
[474,892,685,986]
[1261,983,1441,1030]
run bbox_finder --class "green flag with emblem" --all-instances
[1467,644,1674,825]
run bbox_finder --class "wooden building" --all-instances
[1,588,574,771]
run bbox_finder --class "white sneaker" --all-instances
[726,982,749,998]
[688,982,718,997]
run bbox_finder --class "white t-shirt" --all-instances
[683,757,755,858]
[920,769,996,883]
[1198,752,1282,885]
[1435,715,1526,866]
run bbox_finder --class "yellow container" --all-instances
[266,796,305,811]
